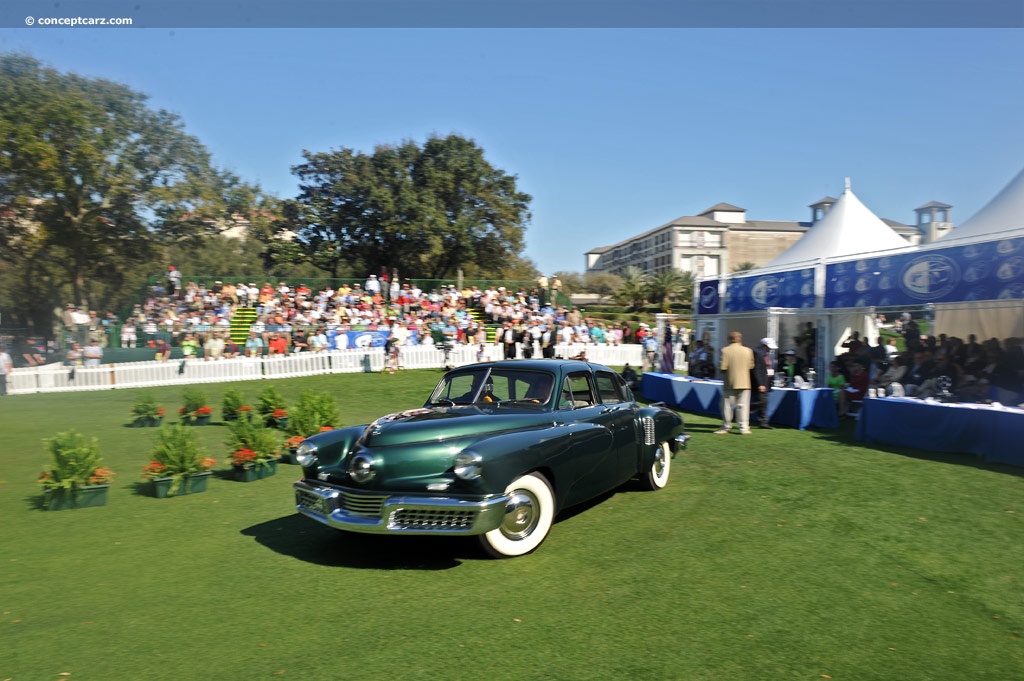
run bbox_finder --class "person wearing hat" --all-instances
[752,337,778,429]
[780,349,806,386]
[715,331,755,435]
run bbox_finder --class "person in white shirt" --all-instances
[0,346,13,396]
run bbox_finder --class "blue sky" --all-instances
[1,29,1022,275]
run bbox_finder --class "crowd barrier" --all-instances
[7,344,671,396]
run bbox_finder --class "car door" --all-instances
[555,371,618,506]
[592,370,640,482]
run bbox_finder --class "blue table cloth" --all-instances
[640,373,838,430]
[855,396,1024,468]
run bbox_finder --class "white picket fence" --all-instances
[7,344,678,396]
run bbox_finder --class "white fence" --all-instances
[7,344,674,396]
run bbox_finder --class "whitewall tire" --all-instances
[639,442,671,490]
[479,472,555,558]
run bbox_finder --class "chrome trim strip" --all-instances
[294,479,509,536]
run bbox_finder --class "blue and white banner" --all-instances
[824,237,1024,308]
[696,280,720,316]
[724,268,816,312]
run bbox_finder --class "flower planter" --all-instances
[233,459,278,482]
[281,448,300,465]
[151,471,212,498]
[43,484,110,510]
[184,415,212,426]
[132,417,164,428]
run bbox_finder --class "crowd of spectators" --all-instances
[53,270,679,366]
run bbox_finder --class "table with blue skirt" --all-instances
[640,373,839,430]
[855,396,1024,468]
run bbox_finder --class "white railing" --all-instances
[7,343,655,396]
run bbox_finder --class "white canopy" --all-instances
[764,181,912,269]
[938,166,1024,244]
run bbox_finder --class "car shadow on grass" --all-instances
[240,513,472,569]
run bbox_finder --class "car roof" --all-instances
[448,359,614,374]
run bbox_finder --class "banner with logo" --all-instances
[724,268,816,312]
[696,280,720,316]
[824,236,1024,308]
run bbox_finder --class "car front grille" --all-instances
[389,508,476,531]
[338,492,387,516]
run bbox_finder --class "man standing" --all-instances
[83,339,104,367]
[715,331,755,435]
[0,345,13,396]
[752,337,777,429]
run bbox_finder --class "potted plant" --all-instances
[281,391,340,463]
[257,385,287,428]
[226,417,281,482]
[178,387,213,425]
[129,391,165,427]
[221,388,246,422]
[143,425,217,497]
[37,430,115,510]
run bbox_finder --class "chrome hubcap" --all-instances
[654,447,668,478]
[500,490,538,540]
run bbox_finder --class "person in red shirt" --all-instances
[267,333,289,355]
[839,361,869,417]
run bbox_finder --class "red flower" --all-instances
[200,457,217,469]
[196,406,213,416]
[237,405,252,412]
[319,426,333,432]
[285,435,305,449]
[142,461,168,479]
[178,407,186,414]
[89,467,116,484]
[231,448,258,466]
[156,408,166,416]
[272,408,288,419]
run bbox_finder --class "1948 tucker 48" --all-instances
[293,359,689,557]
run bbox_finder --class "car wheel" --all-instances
[639,442,671,490]
[479,472,555,558]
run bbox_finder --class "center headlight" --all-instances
[453,451,483,481]
[348,453,376,483]
[295,441,318,467]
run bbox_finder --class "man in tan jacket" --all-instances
[716,330,755,435]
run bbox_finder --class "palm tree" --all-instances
[731,261,757,273]
[646,269,695,311]
[612,266,650,312]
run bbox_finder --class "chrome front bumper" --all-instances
[294,480,510,536]
[674,433,691,450]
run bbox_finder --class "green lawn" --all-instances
[2,371,1022,680]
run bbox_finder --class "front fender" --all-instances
[636,405,686,467]
[300,425,367,475]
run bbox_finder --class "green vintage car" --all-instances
[293,359,689,557]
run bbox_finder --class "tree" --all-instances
[581,271,622,302]
[270,134,532,280]
[732,261,757,273]
[553,271,584,296]
[613,266,650,312]
[0,55,265,322]
[646,269,695,311]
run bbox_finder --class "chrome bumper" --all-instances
[674,433,691,451]
[294,480,509,536]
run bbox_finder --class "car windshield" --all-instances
[427,368,556,408]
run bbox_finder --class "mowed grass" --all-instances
[1,370,1022,680]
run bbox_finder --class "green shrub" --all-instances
[226,417,281,468]
[256,385,287,419]
[143,425,216,495]
[37,430,114,492]
[221,388,246,421]
[288,391,340,437]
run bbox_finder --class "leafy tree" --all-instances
[270,134,532,280]
[646,269,695,311]
[613,266,650,312]
[553,271,583,296]
[581,271,622,302]
[0,55,266,325]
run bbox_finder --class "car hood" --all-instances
[361,406,554,447]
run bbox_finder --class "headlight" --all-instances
[453,451,483,481]
[295,442,318,467]
[348,453,376,483]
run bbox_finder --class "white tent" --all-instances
[764,181,913,269]
[938,166,1024,244]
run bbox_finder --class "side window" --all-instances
[559,372,596,409]
[595,371,624,404]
